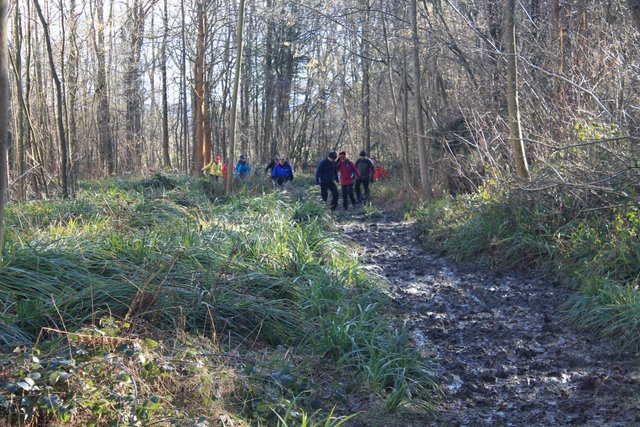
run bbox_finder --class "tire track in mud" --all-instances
[341,213,640,426]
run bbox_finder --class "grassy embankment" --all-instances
[411,173,640,351]
[0,173,438,426]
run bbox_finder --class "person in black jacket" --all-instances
[315,151,339,210]
[355,150,375,204]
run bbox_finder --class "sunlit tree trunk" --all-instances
[360,0,371,155]
[263,0,275,160]
[180,0,189,172]
[66,0,79,191]
[124,0,145,171]
[13,4,26,200]
[0,0,8,254]
[34,0,69,198]
[161,0,171,169]
[504,0,529,179]
[226,0,246,193]
[92,0,114,175]
[193,0,211,172]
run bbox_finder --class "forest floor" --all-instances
[339,209,640,427]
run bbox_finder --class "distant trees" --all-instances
[0,0,636,198]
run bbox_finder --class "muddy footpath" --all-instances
[340,212,640,427]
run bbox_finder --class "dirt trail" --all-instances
[341,212,640,426]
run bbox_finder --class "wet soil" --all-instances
[340,212,640,427]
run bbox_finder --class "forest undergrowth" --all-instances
[0,174,438,426]
[412,162,640,352]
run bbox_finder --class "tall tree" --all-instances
[360,0,372,155]
[34,0,70,198]
[161,0,171,168]
[0,0,8,254]
[92,0,115,175]
[411,0,433,198]
[193,0,210,172]
[66,0,79,191]
[226,0,247,192]
[504,0,529,179]
[124,0,146,170]
[13,2,26,200]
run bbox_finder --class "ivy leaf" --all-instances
[17,378,35,391]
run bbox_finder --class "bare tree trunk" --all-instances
[66,0,79,191]
[504,0,529,179]
[34,0,69,198]
[0,0,8,254]
[92,0,114,175]
[226,0,246,193]
[360,0,371,155]
[381,12,411,185]
[401,55,413,184]
[124,0,145,171]
[13,4,26,200]
[194,0,207,172]
[24,2,46,198]
[180,0,189,172]
[263,0,275,160]
[411,0,433,199]
[161,0,171,168]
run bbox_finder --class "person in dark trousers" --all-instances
[355,150,375,204]
[336,151,358,210]
[271,156,294,187]
[315,151,339,210]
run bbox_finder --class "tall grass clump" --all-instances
[1,173,439,423]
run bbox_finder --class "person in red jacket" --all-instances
[373,159,390,181]
[336,151,359,210]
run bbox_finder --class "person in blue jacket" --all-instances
[235,154,251,179]
[315,151,339,210]
[271,156,294,187]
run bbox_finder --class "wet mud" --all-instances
[341,213,640,426]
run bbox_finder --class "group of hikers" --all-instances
[316,150,381,211]
[201,150,388,210]
[201,154,252,193]
[202,153,294,194]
